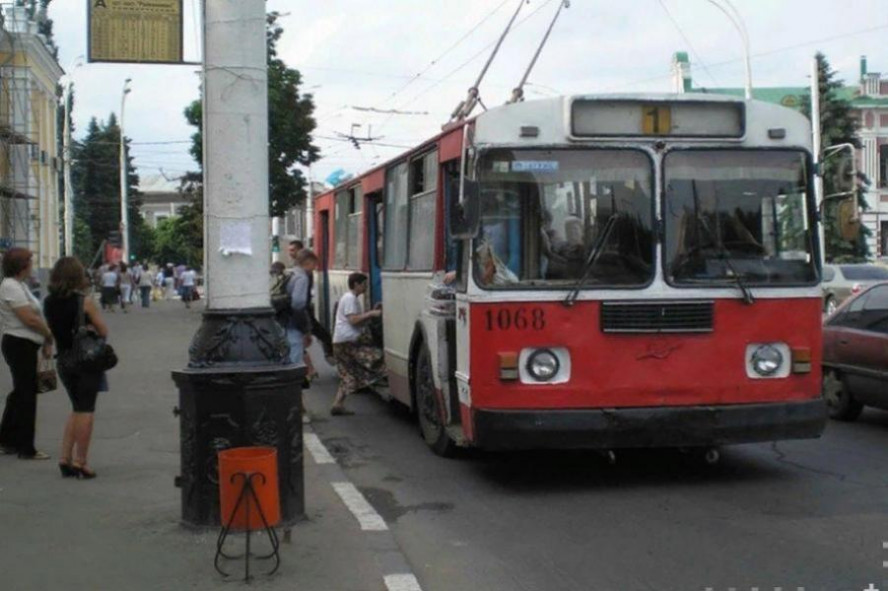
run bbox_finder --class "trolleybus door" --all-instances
[367,194,384,308]
[318,210,332,331]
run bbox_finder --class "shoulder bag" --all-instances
[59,295,118,373]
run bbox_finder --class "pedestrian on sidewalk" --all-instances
[285,250,318,367]
[330,273,385,416]
[44,257,109,479]
[289,239,335,360]
[118,263,134,313]
[163,264,176,301]
[180,266,197,309]
[138,264,154,308]
[0,248,54,460]
[100,264,119,312]
[287,239,303,268]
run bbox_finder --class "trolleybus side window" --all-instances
[664,150,816,286]
[383,162,409,269]
[407,150,438,271]
[334,186,363,269]
[334,190,349,268]
[473,149,654,289]
[347,186,363,269]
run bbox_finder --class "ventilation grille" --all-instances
[600,301,714,333]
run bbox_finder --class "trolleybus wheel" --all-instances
[823,369,863,421]
[415,345,456,457]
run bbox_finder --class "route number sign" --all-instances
[88,0,184,64]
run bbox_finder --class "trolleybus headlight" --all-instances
[751,345,784,377]
[526,349,560,382]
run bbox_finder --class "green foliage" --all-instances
[70,114,143,262]
[72,214,94,265]
[800,53,871,262]
[184,11,320,217]
[153,217,200,268]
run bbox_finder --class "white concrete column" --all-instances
[203,0,270,310]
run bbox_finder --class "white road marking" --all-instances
[384,574,424,591]
[304,432,336,464]
[331,482,388,531]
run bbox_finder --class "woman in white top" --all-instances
[330,272,385,416]
[0,248,54,459]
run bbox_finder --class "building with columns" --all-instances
[0,4,63,277]
[672,52,888,259]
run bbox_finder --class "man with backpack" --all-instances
[272,250,318,367]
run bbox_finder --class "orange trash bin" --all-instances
[218,447,281,531]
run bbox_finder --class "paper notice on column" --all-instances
[219,220,253,257]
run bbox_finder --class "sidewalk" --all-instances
[0,301,391,590]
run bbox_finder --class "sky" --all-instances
[48,0,888,190]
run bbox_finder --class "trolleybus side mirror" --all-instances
[837,198,861,241]
[821,145,865,243]
[449,179,480,239]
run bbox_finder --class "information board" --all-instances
[88,0,184,64]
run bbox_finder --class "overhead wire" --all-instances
[378,0,557,132]
[656,0,718,85]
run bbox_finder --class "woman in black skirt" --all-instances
[44,257,109,479]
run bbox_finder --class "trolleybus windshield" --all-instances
[473,149,654,289]
[664,150,817,287]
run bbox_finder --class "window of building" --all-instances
[407,151,438,270]
[383,162,409,269]
[879,144,888,188]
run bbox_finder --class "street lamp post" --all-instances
[120,78,132,262]
[61,56,83,257]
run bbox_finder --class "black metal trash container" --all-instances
[171,309,305,528]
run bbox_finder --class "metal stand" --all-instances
[214,472,281,582]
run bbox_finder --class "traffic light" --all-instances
[108,231,122,247]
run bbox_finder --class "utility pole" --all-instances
[120,78,132,262]
[811,56,826,266]
[172,0,304,528]
[62,79,74,256]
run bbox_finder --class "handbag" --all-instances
[37,358,58,394]
[59,295,118,373]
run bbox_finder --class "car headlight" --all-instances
[751,345,784,377]
[526,349,560,382]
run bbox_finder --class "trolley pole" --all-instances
[172,0,305,528]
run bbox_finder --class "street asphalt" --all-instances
[2,298,887,591]
[303,352,888,591]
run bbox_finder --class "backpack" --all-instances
[270,272,292,317]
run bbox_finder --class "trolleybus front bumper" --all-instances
[472,399,827,450]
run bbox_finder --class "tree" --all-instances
[153,217,200,268]
[801,52,871,262]
[70,114,148,263]
[184,11,320,217]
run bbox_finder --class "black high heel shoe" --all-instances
[72,464,97,480]
[59,462,78,478]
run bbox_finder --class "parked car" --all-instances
[822,264,888,316]
[822,282,888,420]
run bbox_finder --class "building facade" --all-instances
[672,52,888,259]
[139,174,189,229]
[0,5,63,275]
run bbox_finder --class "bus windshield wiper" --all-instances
[718,252,755,305]
[563,213,622,308]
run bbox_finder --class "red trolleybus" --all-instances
[314,94,827,457]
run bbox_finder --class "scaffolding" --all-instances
[0,3,40,253]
